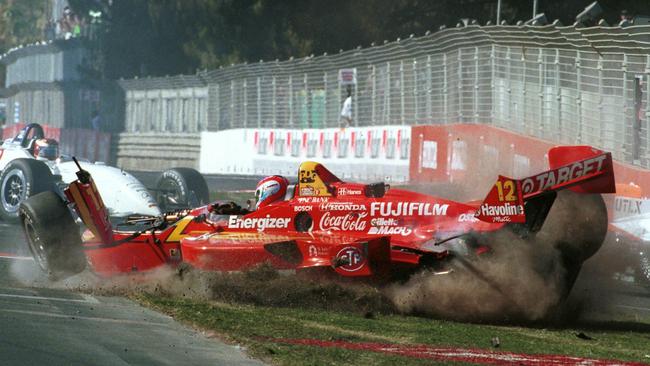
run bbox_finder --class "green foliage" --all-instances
[4,0,650,80]
[0,0,49,53]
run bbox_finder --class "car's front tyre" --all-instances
[155,168,209,211]
[19,191,86,281]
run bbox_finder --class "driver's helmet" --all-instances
[255,175,288,209]
[33,138,59,161]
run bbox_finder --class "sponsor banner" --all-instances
[201,126,410,182]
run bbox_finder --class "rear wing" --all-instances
[63,158,114,244]
[476,146,615,225]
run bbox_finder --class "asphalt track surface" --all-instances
[0,173,649,364]
[0,173,265,366]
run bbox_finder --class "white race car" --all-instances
[0,123,208,221]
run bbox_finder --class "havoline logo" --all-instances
[479,202,524,216]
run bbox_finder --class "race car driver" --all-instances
[255,175,289,209]
[31,138,60,161]
[207,175,288,218]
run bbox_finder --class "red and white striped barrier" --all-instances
[201,126,411,182]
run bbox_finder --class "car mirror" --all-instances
[365,182,388,198]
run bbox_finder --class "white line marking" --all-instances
[0,308,172,327]
[0,254,33,261]
[615,304,650,312]
[0,293,95,304]
[80,293,100,304]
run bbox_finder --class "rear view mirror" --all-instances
[365,182,388,198]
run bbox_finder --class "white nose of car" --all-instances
[58,161,162,217]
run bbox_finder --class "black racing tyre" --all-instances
[19,191,86,281]
[155,168,209,211]
[537,190,608,263]
[0,158,56,221]
[534,190,608,297]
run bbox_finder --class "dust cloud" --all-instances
[385,232,565,322]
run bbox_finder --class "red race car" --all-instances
[20,146,615,293]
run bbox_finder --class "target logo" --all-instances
[335,246,365,272]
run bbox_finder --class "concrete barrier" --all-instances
[112,132,201,171]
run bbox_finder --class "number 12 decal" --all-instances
[495,179,516,202]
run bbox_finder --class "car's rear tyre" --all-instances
[0,159,56,221]
[155,168,209,211]
[535,190,608,296]
[19,191,85,281]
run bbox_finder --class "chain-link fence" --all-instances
[121,24,650,168]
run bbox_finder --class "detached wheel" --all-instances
[0,159,56,221]
[155,168,209,211]
[19,191,85,280]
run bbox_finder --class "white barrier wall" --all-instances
[200,126,411,182]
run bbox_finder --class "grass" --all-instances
[137,294,650,365]
[129,264,650,365]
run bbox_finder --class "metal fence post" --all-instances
[256,77,261,128]
[443,54,448,123]
[576,51,582,144]
[400,60,405,125]
[272,75,277,128]
[537,48,544,138]
[323,71,328,127]
[426,55,432,124]
[371,65,376,125]
[622,54,629,161]
[490,44,496,124]
[506,46,512,127]
[304,73,309,128]
[597,54,604,146]
[413,58,418,125]
[457,48,463,122]
[288,75,293,128]
[645,55,650,165]
[555,49,561,142]
[386,61,391,124]
[521,48,527,133]
[243,79,248,128]
[215,83,221,131]
[229,80,236,129]
[474,47,479,123]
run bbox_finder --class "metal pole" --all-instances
[533,0,538,18]
[496,0,502,24]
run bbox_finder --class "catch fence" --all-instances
[121,24,650,168]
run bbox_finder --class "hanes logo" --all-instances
[337,187,363,196]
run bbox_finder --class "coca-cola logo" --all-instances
[319,212,367,231]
